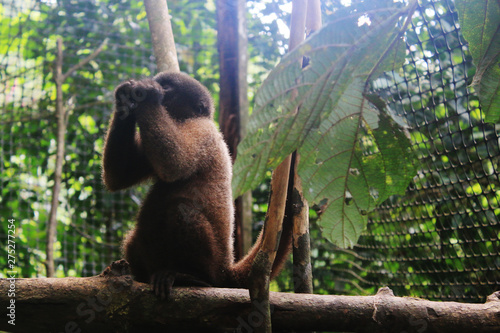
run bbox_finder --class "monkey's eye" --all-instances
[198,103,209,115]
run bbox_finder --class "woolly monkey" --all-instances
[102,72,291,299]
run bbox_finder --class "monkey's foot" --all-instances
[99,259,131,278]
[151,270,213,300]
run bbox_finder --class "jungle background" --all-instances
[1,0,498,304]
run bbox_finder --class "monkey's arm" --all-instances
[102,90,154,191]
[136,109,217,183]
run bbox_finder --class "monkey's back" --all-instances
[124,128,236,287]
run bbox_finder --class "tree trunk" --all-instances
[217,0,252,259]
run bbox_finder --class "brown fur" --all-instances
[102,72,292,298]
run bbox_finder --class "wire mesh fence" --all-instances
[327,0,499,303]
[1,0,153,277]
[0,0,498,303]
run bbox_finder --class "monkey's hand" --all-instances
[114,79,163,119]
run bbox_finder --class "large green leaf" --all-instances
[455,0,500,122]
[233,3,418,247]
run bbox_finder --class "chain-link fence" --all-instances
[1,0,498,303]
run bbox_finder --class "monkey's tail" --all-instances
[229,216,293,288]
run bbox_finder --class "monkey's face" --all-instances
[154,72,214,121]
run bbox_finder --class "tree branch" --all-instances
[291,153,313,294]
[305,0,321,35]
[291,0,322,296]
[247,1,308,331]
[45,37,108,277]
[143,0,180,73]
[61,38,108,83]
[46,37,65,278]
[248,154,292,332]
[2,277,499,333]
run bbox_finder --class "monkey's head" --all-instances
[153,72,214,121]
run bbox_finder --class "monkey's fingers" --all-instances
[151,270,176,300]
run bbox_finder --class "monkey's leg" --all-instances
[123,227,150,283]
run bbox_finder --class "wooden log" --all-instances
[1,277,499,333]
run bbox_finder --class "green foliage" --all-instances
[233,2,418,247]
[169,0,219,91]
[455,0,500,122]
